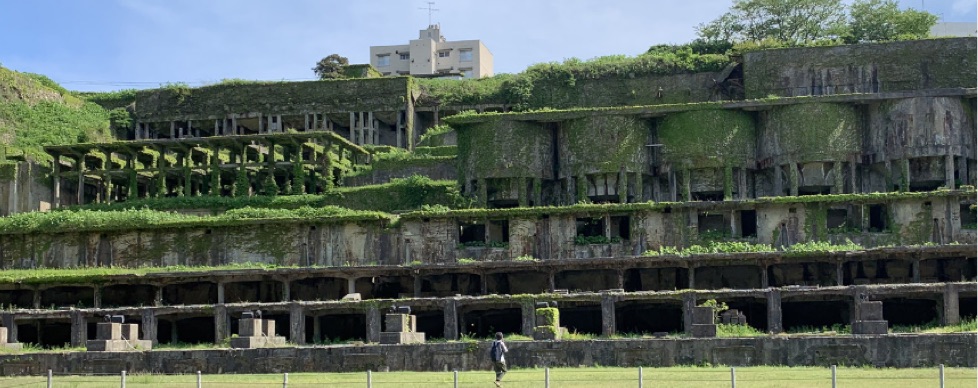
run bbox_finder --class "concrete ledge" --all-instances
[0,334,972,375]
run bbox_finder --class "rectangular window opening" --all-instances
[740,210,757,238]
[961,203,977,229]
[868,204,887,232]
[459,49,473,62]
[488,220,509,246]
[458,221,486,247]
[438,51,450,58]
[697,213,727,238]
[377,55,390,67]
[827,208,849,231]
[399,53,410,60]
[610,216,631,241]
[575,217,607,244]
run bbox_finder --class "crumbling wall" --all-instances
[457,119,552,183]
[0,162,51,216]
[759,103,861,165]
[558,115,652,178]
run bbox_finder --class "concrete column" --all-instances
[477,178,488,208]
[367,112,375,144]
[615,270,625,290]
[942,284,960,326]
[413,275,422,298]
[69,310,87,347]
[443,299,459,340]
[681,169,691,202]
[32,289,40,309]
[912,260,921,283]
[766,289,783,334]
[154,286,164,306]
[77,157,85,205]
[213,305,228,344]
[396,110,404,148]
[141,309,158,345]
[687,266,696,289]
[849,161,857,193]
[365,307,381,343]
[600,294,616,337]
[738,167,748,200]
[347,278,357,295]
[773,165,783,196]
[945,154,955,189]
[682,292,696,334]
[832,162,844,194]
[93,286,102,309]
[760,265,769,288]
[170,121,175,138]
[312,314,322,343]
[547,271,556,292]
[901,158,911,192]
[358,112,366,145]
[289,303,305,345]
[281,280,291,302]
[349,112,356,143]
[520,302,534,337]
[788,162,799,196]
[0,314,15,343]
[835,262,844,286]
[480,275,488,295]
[258,113,264,133]
[52,154,61,208]
[216,282,225,304]
[231,117,238,135]
[669,170,677,202]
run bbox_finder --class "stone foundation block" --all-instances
[859,302,884,321]
[379,332,426,344]
[86,339,152,351]
[690,324,717,338]
[121,324,140,341]
[852,320,888,335]
[96,323,122,340]
[532,326,568,341]
[692,307,715,325]
[0,327,6,343]
[230,335,287,349]
[384,314,416,333]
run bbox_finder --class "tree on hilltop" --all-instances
[313,54,349,79]
[845,0,937,43]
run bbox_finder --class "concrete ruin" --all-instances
[0,38,974,373]
[85,316,152,352]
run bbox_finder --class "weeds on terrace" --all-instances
[643,240,865,257]
[786,324,852,335]
[784,239,863,253]
[513,255,540,262]
[717,324,766,337]
[890,318,977,334]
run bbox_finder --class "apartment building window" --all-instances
[459,49,473,62]
[438,50,451,58]
[399,53,410,60]
[460,68,473,78]
[377,54,390,67]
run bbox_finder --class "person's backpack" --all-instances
[489,341,502,362]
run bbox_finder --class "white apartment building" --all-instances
[369,24,493,78]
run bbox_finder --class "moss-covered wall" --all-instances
[866,97,976,160]
[457,118,552,181]
[759,103,861,164]
[558,115,652,178]
[743,38,977,99]
[658,110,756,169]
[134,78,413,121]
[526,72,723,109]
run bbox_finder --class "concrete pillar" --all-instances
[835,262,844,286]
[901,158,911,192]
[600,294,616,337]
[760,266,769,288]
[154,286,164,306]
[0,314,15,343]
[687,266,696,289]
[615,270,625,290]
[32,289,40,309]
[289,303,305,345]
[681,169,691,202]
[214,305,228,344]
[669,170,677,202]
[93,286,102,309]
[945,154,955,189]
[413,275,422,298]
[682,292,696,334]
[520,302,534,337]
[738,167,748,200]
[723,166,733,200]
[788,162,799,196]
[477,178,488,208]
[912,259,921,283]
[443,299,459,340]
[312,314,322,343]
[52,154,61,208]
[366,307,381,343]
[396,110,404,148]
[141,309,158,345]
[77,157,85,205]
[216,282,225,304]
[231,117,238,135]
[367,112,375,144]
[773,165,783,196]
[849,161,857,193]
[766,289,783,334]
[942,284,960,326]
[547,271,556,292]
[170,121,175,138]
[349,112,356,143]
[347,278,357,295]
[69,310,87,347]
[832,162,844,194]
[281,280,291,302]
[480,275,488,295]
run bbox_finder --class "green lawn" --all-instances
[0,366,974,387]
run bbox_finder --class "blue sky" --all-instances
[0,0,974,92]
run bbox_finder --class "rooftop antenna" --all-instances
[419,2,439,26]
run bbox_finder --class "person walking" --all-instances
[489,332,509,387]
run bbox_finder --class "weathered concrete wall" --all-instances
[0,162,51,216]
[345,159,456,186]
[558,115,652,178]
[865,97,976,161]
[134,78,413,122]
[743,38,977,98]
[0,334,971,375]
[759,103,862,165]
[457,119,552,181]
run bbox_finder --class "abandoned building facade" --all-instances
[370,24,494,78]
[0,37,974,372]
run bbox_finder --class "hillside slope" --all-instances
[0,66,112,162]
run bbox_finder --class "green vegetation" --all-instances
[417,124,455,146]
[0,66,112,161]
[890,318,977,334]
[312,53,349,79]
[0,206,390,235]
[67,175,466,213]
[0,367,972,388]
[0,262,285,285]
[513,255,539,262]
[717,323,766,337]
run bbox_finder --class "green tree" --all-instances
[696,0,846,44]
[312,54,349,79]
[846,0,937,43]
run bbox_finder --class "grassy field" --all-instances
[0,366,974,387]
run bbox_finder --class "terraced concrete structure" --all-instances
[0,38,975,374]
